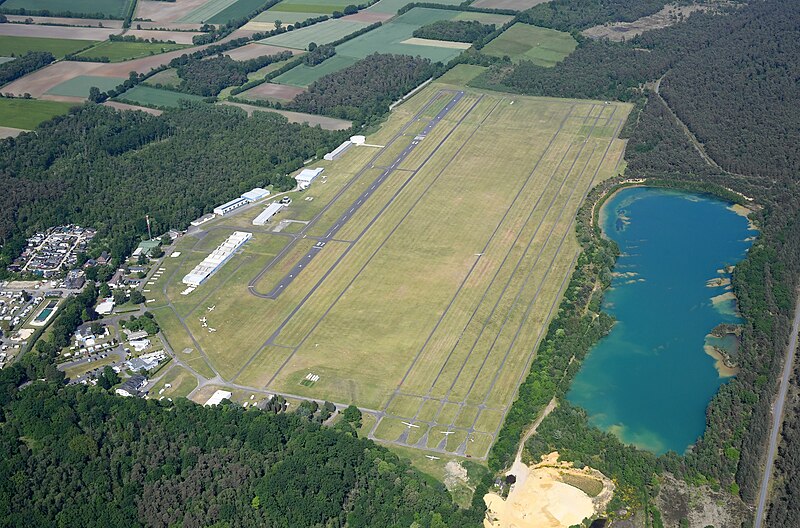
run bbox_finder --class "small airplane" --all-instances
[441,431,455,436]
[208,328,216,333]
[425,455,440,460]
[207,305,216,312]
[401,421,420,429]
[474,253,483,256]
[199,317,207,324]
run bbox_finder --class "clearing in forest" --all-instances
[481,23,578,66]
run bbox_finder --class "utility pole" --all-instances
[146,214,152,240]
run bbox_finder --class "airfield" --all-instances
[152,78,631,458]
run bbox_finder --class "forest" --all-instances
[290,53,438,124]
[173,51,294,96]
[0,51,54,86]
[0,104,346,272]
[520,0,673,31]
[412,20,496,43]
[0,381,484,528]
[303,43,336,66]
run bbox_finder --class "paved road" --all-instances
[754,293,800,527]
[258,91,466,299]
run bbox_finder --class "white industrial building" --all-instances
[205,390,233,406]
[96,298,115,315]
[182,231,252,286]
[253,203,284,225]
[214,197,249,216]
[295,167,324,189]
[242,188,270,202]
[324,140,352,161]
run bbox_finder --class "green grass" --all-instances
[452,11,514,25]
[208,0,271,23]
[436,64,487,86]
[1,0,132,18]
[251,9,324,25]
[116,85,206,108]
[272,54,358,87]
[367,0,463,14]
[0,98,75,130]
[150,365,200,400]
[271,0,351,14]
[144,68,181,88]
[76,41,188,62]
[481,23,578,66]
[259,19,368,49]
[46,75,126,98]
[0,36,97,58]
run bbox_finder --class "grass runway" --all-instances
[155,84,631,459]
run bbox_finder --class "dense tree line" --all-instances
[304,43,335,66]
[0,104,346,271]
[291,53,438,124]
[173,51,293,96]
[0,381,484,527]
[0,51,54,86]
[519,0,672,32]
[412,20,495,43]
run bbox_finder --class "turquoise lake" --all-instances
[567,187,757,455]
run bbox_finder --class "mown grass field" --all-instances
[269,0,353,14]
[367,0,462,14]
[76,40,188,62]
[46,75,125,97]
[0,35,96,57]
[207,0,269,23]
[116,85,206,107]
[272,54,358,87]
[1,0,132,18]
[481,22,578,66]
[0,98,75,129]
[259,18,368,49]
[157,82,630,459]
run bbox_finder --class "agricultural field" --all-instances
[470,0,549,10]
[0,0,134,19]
[0,98,76,130]
[366,0,462,14]
[270,8,468,87]
[156,82,631,459]
[258,18,369,49]
[144,68,181,88]
[180,0,269,23]
[247,9,325,26]
[481,23,578,66]
[0,35,97,58]
[46,75,126,98]
[115,85,207,107]
[76,40,188,62]
[238,81,306,101]
[268,0,353,15]
[452,11,514,26]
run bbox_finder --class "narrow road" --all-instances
[754,292,800,527]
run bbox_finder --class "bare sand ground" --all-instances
[219,101,352,130]
[0,24,119,40]
[0,126,27,138]
[471,0,549,10]
[343,11,394,23]
[5,16,124,28]
[222,43,301,61]
[103,100,164,115]
[484,453,614,528]
[583,4,710,41]
[704,344,738,378]
[401,37,472,49]
[126,29,200,44]
[728,203,757,231]
[135,0,210,25]
[240,82,305,102]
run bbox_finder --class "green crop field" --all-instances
[272,54,358,87]
[251,9,324,25]
[0,0,133,18]
[46,75,126,98]
[481,22,578,66]
[367,0,462,14]
[0,98,76,129]
[270,0,352,14]
[155,81,631,459]
[208,0,270,23]
[0,36,97,58]
[76,41,188,62]
[180,0,237,23]
[115,85,206,107]
[259,19,368,49]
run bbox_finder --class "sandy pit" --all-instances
[583,4,711,41]
[484,453,614,528]
[0,126,27,138]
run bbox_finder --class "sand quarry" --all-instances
[484,452,614,528]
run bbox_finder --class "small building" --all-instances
[115,374,147,398]
[253,203,284,225]
[129,338,150,352]
[190,213,216,227]
[350,135,366,145]
[242,188,270,202]
[204,390,233,407]
[96,251,110,266]
[324,140,352,161]
[125,329,149,341]
[295,167,324,190]
[214,197,249,216]
[108,268,125,289]
[96,297,115,315]
[65,269,85,290]
[132,239,160,258]
[182,231,252,287]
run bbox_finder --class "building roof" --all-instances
[296,167,324,182]
[215,197,249,211]
[242,188,270,202]
[253,203,284,225]
[205,390,233,406]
